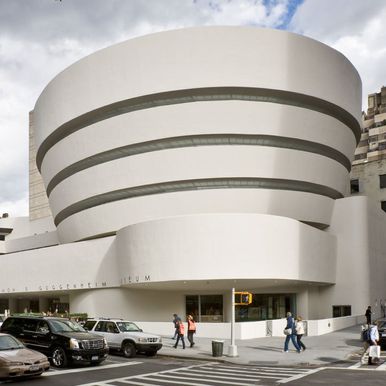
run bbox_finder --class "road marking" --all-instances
[111,381,160,386]
[348,361,363,369]
[150,373,256,385]
[43,361,143,376]
[186,368,284,379]
[277,367,324,383]
[178,369,263,380]
[200,365,301,377]
[77,362,218,386]
[76,362,314,386]
[375,361,386,371]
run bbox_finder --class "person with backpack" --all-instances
[360,324,371,364]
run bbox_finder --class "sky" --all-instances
[1,0,386,217]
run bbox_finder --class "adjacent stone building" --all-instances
[351,86,386,211]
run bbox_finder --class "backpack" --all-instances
[361,327,370,341]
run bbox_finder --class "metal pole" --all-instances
[228,287,238,357]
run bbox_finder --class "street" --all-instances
[1,352,386,386]
[0,355,314,386]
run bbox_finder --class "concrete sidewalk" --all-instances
[157,324,364,367]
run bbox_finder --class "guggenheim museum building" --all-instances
[1,27,386,336]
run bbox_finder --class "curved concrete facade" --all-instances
[6,27,386,331]
[33,27,361,244]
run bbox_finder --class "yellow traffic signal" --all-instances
[234,292,253,305]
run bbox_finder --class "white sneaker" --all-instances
[283,350,289,353]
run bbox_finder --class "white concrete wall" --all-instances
[322,196,386,320]
[132,316,363,339]
[5,231,58,253]
[31,27,360,243]
[116,213,337,285]
[41,102,356,184]
[33,27,361,147]
[306,315,366,336]
[0,216,55,241]
[0,236,118,294]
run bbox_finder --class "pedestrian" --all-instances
[172,314,181,339]
[360,324,370,364]
[187,315,196,348]
[173,319,186,349]
[368,323,380,365]
[283,312,301,353]
[365,306,372,324]
[295,316,306,351]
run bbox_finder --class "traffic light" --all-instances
[234,292,252,305]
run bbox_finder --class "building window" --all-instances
[333,305,351,317]
[350,179,359,194]
[381,201,386,212]
[354,153,367,160]
[380,174,386,188]
[185,295,223,322]
[235,293,296,322]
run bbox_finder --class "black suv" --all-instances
[0,316,109,367]
[376,318,386,349]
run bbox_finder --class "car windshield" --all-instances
[0,335,24,350]
[49,319,86,333]
[116,321,141,332]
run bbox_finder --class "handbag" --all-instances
[369,345,380,358]
[283,328,292,336]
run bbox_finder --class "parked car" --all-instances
[0,315,4,328]
[83,318,162,358]
[0,332,50,380]
[0,316,109,368]
[376,318,386,349]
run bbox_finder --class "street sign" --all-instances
[234,291,253,305]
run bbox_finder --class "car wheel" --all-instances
[145,350,157,357]
[122,342,136,358]
[51,346,68,368]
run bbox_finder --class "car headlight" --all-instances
[103,338,108,347]
[70,338,80,349]
[138,338,148,343]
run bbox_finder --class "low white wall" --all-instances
[135,315,365,339]
[306,315,366,336]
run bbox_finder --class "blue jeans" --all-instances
[284,334,301,352]
[174,334,185,349]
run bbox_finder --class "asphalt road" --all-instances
[2,354,386,386]
[284,368,386,386]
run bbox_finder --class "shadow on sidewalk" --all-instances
[246,345,283,352]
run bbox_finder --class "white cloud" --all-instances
[290,0,386,107]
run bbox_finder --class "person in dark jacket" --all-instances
[283,312,301,353]
[365,306,372,325]
[172,314,181,339]
[173,320,186,349]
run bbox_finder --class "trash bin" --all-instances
[212,340,224,357]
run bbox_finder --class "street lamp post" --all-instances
[228,287,238,357]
